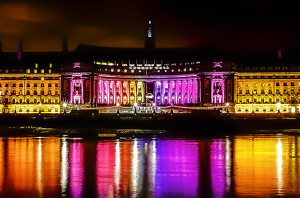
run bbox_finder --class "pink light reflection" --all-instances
[210,139,227,198]
[69,141,84,198]
[96,141,116,197]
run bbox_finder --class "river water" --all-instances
[0,133,299,197]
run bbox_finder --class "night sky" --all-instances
[0,0,299,52]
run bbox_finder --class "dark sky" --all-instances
[0,0,299,52]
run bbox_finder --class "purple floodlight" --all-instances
[213,62,223,68]
[73,62,81,68]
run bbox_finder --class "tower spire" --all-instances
[144,19,155,49]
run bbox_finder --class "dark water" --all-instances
[0,133,300,197]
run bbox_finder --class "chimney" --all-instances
[62,37,68,53]
[18,40,23,60]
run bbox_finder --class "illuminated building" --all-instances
[6,19,300,114]
[234,67,300,114]
[0,39,62,114]
[0,64,61,114]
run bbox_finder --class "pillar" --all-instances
[112,80,116,105]
[211,79,214,104]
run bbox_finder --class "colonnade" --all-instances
[97,80,144,105]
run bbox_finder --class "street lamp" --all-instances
[39,102,42,115]
[134,102,137,115]
[276,102,281,113]
[62,102,67,114]
[291,106,295,113]
[116,102,120,115]
[226,102,230,115]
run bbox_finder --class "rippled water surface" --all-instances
[0,133,300,197]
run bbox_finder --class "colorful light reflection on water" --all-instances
[0,134,299,197]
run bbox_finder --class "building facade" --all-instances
[0,63,61,114]
[61,61,232,107]
[0,20,299,115]
[234,67,300,114]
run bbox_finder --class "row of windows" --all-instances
[239,75,298,79]
[238,98,298,103]
[2,99,59,104]
[26,69,52,74]
[0,83,59,87]
[244,66,300,71]
[1,90,59,95]
[3,108,59,113]
[239,90,300,95]
[0,77,59,80]
[237,108,288,112]
[239,82,300,87]
[99,67,195,73]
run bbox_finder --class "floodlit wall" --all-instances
[0,71,61,114]
[234,72,300,113]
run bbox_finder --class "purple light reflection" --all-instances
[210,139,228,198]
[155,140,199,197]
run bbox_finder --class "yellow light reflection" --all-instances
[114,140,120,195]
[7,138,37,192]
[131,139,138,198]
[276,136,283,195]
[148,139,157,196]
[234,134,293,197]
[0,138,3,192]
[37,138,42,197]
[60,137,68,196]
[41,137,61,196]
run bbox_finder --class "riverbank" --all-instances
[0,111,300,137]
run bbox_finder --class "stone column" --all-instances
[168,80,171,105]
[142,81,145,103]
[127,81,130,105]
[135,81,138,103]
[222,79,225,104]
[98,80,101,103]
[211,79,214,104]
[112,80,116,105]
[106,81,110,105]
[120,81,123,105]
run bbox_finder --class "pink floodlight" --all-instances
[213,62,223,68]
[73,62,81,68]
